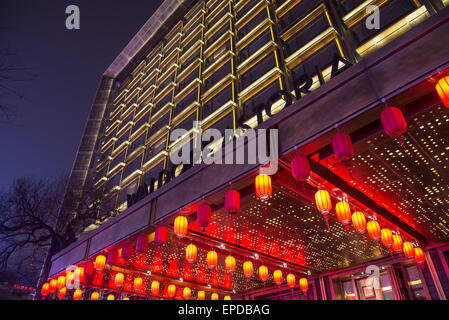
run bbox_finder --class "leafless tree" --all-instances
[0,175,118,298]
[0,46,36,123]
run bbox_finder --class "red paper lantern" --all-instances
[94,255,106,271]
[57,276,66,290]
[225,190,240,214]
[136,235,149,254]
[367,220,381,241]
[352,212,367,234]
[57,287,67,299]
[287,273,296,288]
[414,248,426,264]
[211,293,219,300]
[207,250,218,269]
[151,281,160,296]
[49,279,58,293]
[107,294,115,300]
[186,244,197,263]
[133,277,143,292]
[299,278,308,293]
[436,76,449,108]
[403,242,415,258]
[197,291,205,300]
[335,200,351,234]
[225,255,236,273]
[174,216,188,238]
[381,107,407,138]
[74,267,85,283]
[107,250,118,265]
[73,289,83,300]
[183,287,191,300]
[259,265,269,282]
[167,284,176,298]
[121,241,134,260]
[84,261,94,277]
[315,190,332,230]
[255,174,272,201]
[273,270,283,286]
[154,226,168,245]
[315,190,332,214]
[381,229,394,248]
[243,261,253,279]
[197,204,211,230]
[224,296,231,300]
[392,234,403,253]
[332,132,354,161]
[291,154,310,181]
[41,283,50,296]
[91,291,99,300]
[114,272,124,288]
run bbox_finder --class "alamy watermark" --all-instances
[169,122,279,176]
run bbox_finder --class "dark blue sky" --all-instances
[0,0,163,190]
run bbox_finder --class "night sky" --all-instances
[0,0,163,191]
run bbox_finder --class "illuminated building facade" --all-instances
[48,0,449,300]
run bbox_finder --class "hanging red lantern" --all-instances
[259,265,269,283]
[287,273,296,288]
[123,296,130,301]
[174,216,188,238]
[255,174,272,201]
[91,291,99,300]
[243,261,253,280]
[224,296,231,300]
[291,154,310,181]
[207,250,218,269]
[352,211,367,247]
[57,276,66,290]
[84,261,94,278]
[167,284,176,298]
[381,229,394,248]
[183,287,191,300]
[225,255,236,273]
[273,270,283,287]
[49,279,58,293]
[414,248,426,264]
[332,132,354,161]
[136,235,149,254]
[107,249,118,265]
[57,287,67,299]
[73,289,83,300]
[335,200,351,237]
[315,190,332,231]
[211,293,219,300]
[381,107,407,138]
[41,283,50,296]
[154,226,168,245]
[436,76,449,108]
[225,190,240,214]
[299,278,308,293]
[121,241,134,260]
[197,204,211,231]
[403,242,415,258]
[133,277,143,292]
[367,220,381,241]
[114,272,124,288]
[94,255,106,271]
[107,294,115,300]
[392,234,403,253]
[151,281,160,296]
[197,291,205,300]
[367,220,382,254]
[186,244,197,263]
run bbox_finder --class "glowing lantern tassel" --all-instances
[346,225,351,241]
[377,241,382,255]
[361,233,367,248]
